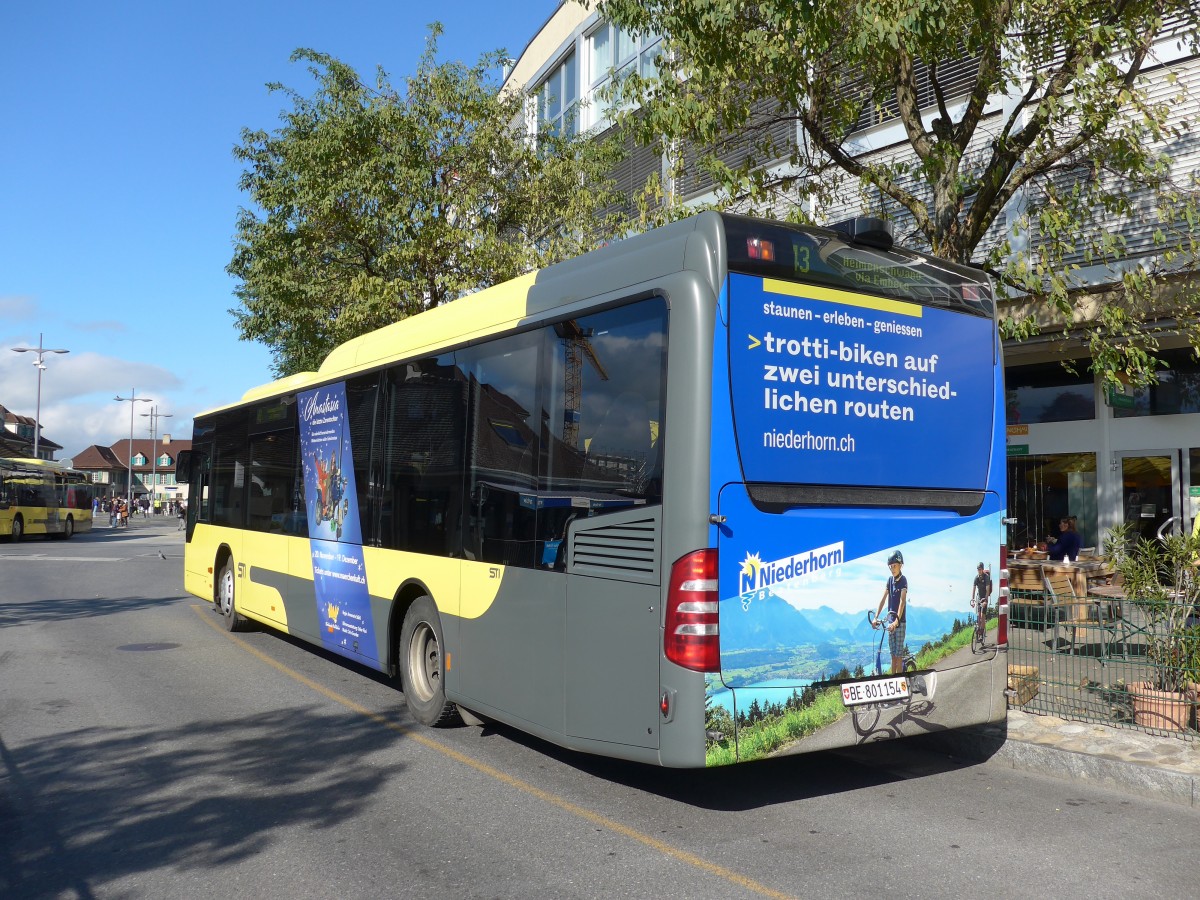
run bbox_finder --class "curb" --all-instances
[918,722,1199,808]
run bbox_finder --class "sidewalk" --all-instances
[934,709,1200,808]
[99,513,185,531]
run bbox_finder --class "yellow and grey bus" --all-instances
[0,457,94,541]
[180,212,1008,766]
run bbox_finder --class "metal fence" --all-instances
[1005,589,1199,739]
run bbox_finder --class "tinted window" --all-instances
[345,374,381,544]
[1111,348,1200,418]
[723,213,994,316]
[211,410,249,528]
[454,297,668,570]
[1006,362,1095,424]
[460,330,543,567]
[380,356,467,556]
[248,429,306,536]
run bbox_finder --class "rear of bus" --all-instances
[687,215,1007,766]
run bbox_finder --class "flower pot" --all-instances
[1128,681,1190,732]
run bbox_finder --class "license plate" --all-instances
[841,676,910,707]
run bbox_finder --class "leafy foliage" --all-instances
[1104,521,1200,692]
[230,28,630,375]
[595,0,1200,388]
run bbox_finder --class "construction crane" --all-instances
[558,319,609,448]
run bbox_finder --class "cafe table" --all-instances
[1007,556,1114,597]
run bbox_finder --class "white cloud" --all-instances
[1,345,192,458]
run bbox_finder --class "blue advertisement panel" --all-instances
[705,272,1005,765]
[707,491,1004,765]
[297,384,376,661]
[729,273,994,489]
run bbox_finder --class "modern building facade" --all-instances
[504,2,1200,553]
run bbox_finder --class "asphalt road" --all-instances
[2,521,1196,899]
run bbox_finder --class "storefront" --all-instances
[1006,348,1200,551]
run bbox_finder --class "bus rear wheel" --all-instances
[56,516,74,540]
[10,516,22,543]
[217,558,246,632]
[400,596,460,727]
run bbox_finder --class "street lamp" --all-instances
[140,406,173,513]
[11,333,69,459]
[114,389,152,511]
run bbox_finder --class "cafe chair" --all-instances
[1043,568,1117,659]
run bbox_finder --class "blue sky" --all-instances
[0,0,559,459]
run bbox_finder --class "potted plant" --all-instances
[1103,523,1200,731]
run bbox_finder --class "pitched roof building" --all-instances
[65,434,191,504]
[0,402,63,460]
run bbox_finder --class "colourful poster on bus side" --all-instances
[297,383,376,661]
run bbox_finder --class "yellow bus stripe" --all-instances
[191,605,797,900]
[762,278,923,318]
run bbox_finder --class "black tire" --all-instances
[217,558,246,632]
[399,596,460,727]
[10,516,22,543]
[972,608,986,653]
[55,516,74,541]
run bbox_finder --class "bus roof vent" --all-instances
[829,216,894,251]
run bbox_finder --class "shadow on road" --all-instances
[0,593,188,628]
[0,706,407,898]
[466,716,986,812]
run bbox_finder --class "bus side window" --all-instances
[381,355,466,558]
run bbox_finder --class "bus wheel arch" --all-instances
[398,593,460,727]
[215,546,246,632]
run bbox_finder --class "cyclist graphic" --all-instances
[872,550,909,675]
[970,561,992,651]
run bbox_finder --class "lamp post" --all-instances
[114,390,152,511]
[11,334,69,459]
[140,406,173,513]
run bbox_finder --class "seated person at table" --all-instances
[1047,516,1082,561]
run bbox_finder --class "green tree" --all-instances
[230,28,628,375]
[595,0,1200,386]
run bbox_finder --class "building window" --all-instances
[588,23,662,126]
[537,51,578,137]
[1111,348,1200,418]
[158,453,172,466]
[132,453,148,466]
[1007,452,1097,552]
[1005,362,1095,424]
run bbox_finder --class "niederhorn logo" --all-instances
[739,541,845,595]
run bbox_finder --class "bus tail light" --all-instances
[665,549,721,673]
[997,545,1008,648]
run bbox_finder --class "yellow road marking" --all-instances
[191,604,798,900]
